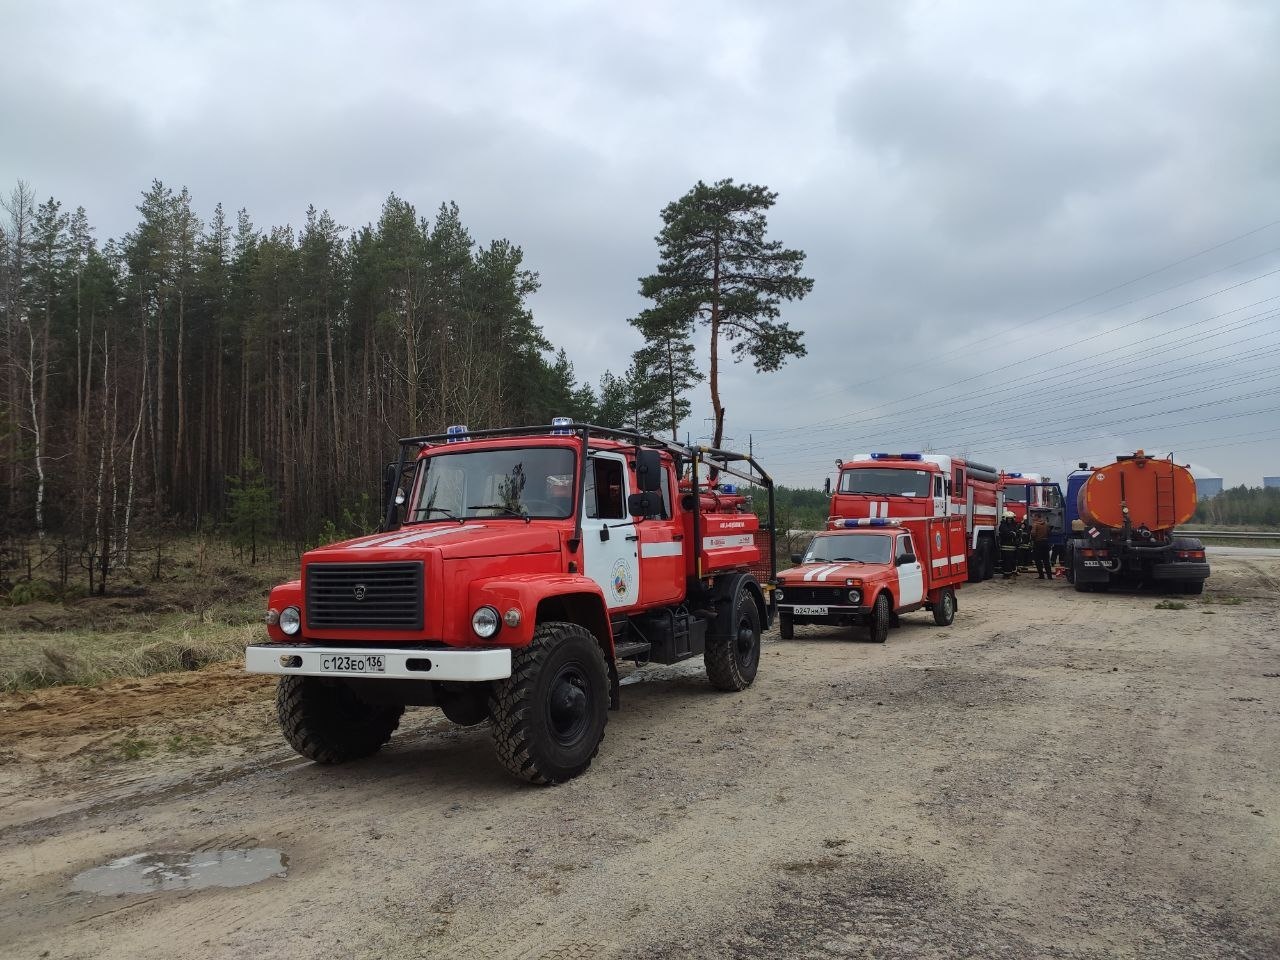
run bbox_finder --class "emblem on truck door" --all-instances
[353,584,367,601]
[611,558,631,599]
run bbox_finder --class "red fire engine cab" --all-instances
[829,453,1002,582]
[999,470,1049,522]
[775,515,968,642]
[245,423,775,785]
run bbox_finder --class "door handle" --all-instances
[625,534,639,541]
[672,534,684,541]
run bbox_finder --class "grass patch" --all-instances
[0,619,261,692]
[1154,600,1188,610]
[114,736,155,761]
[166,733,214,755]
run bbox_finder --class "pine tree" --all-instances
[226,453,278,564]
[635,179,813,448]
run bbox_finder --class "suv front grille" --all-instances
[306,562,424,631]
[779,585,851,605]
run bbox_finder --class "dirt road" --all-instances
[2,557,1277,959]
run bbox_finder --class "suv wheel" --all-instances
[868,593,891,644]
[932,587,956,626]
[778,609,794,640]
[489,621,609,784]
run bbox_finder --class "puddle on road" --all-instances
[72,848,286,895]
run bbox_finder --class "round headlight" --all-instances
[847,589,862,605]
[279,606,301,636]
[775,588,784,601]
[472,606,501,638]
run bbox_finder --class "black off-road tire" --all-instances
[277,676,404,764]
[868,593,891,644]
[778,609,794,640]
[932,587,956,626]
[1182,579,1205,596]
[706,592,762,691]
[982,540,997,581]
[488,622,609,785]
[967,543,984,583]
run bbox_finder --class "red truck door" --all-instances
[636,463,684,607]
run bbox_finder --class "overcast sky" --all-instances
[4,0,1278,488]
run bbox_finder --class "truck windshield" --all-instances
[838,468,931,498]
[408,446,576,521]
[1003,486,1028,503]
[803,533,892,565]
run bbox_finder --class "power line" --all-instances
[757,300,1280,458]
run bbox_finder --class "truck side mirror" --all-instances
[627,491,661,517]
[634,449,663,492]
[383,462,399,502]
[823,477,831,496]
[790,553,804,565]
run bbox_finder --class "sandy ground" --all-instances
[1,556,1277,960]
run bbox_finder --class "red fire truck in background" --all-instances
[829,453,1002,582]
[999,470,1051,522]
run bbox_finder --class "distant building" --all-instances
[1195,477,1223,500]
[1265,476,1280,489]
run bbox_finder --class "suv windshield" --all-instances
[803,533,892,565]
[408,446,576,521]
[838,467,931,498]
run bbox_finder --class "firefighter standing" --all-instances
[999,511,1019,578]
[1030,510,1052,579]
[1017,518,1032,570]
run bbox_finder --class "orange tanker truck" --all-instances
[1063,451,1209,594]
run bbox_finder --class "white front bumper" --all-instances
[244,644,512,681]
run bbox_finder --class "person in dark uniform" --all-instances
[1030,509,1052,580]
[1017,518,1032,570]
[999,511,1019,578]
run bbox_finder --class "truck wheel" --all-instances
[778,609,794,640]
[488,621,609,785]
[1181,580,1205,596]
[976,540,993,581]
[868,594,891,644]
[277,676,404,764]
[706,593,762,691]
[967,544,983,583]
[932,588,956,626]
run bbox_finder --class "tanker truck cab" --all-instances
[774,516,968,644]
[246,422,777,784]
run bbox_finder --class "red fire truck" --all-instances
[775,515,968,642]
[829,453,1002,582]
[245,423,775,785]
[999,470,1049,522]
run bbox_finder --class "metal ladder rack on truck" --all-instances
[774,514,969,643]
[1060,451,1209,594]
[828,452,1003,583]
[245,422,776,784]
